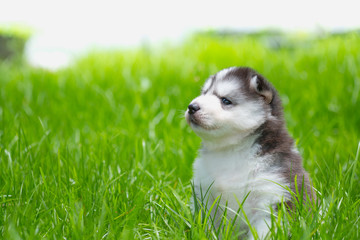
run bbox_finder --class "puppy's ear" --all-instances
[250,75,273,104]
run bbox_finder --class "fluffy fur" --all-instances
[185,67,313,239]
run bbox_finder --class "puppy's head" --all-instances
[185,67,277,140]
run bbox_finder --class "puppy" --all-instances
[185,67,313,239]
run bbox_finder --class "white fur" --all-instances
[250,75,259,90]
[192,138,288,239]
[186,67,289,239]
[216,78,242,98]
[202,77,213,93]
[216,67,237,80]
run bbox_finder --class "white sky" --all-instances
[1,0,359,69]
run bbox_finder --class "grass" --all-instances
[0,31,359,239]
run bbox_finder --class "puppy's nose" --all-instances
[188,103,200,114]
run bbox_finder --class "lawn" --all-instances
[1,31,359,239]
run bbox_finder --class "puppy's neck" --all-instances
[201,132,259,153]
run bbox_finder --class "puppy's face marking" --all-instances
[186,67,272,140]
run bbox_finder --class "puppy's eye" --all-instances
[221,97,232,105]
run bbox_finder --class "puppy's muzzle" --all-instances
[188,103,200,114]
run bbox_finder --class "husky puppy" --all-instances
[185,67,313,239]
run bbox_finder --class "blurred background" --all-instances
[1,0,359,70]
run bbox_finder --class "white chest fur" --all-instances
[192,142,288,237]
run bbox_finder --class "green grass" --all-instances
[1,31,360,239]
